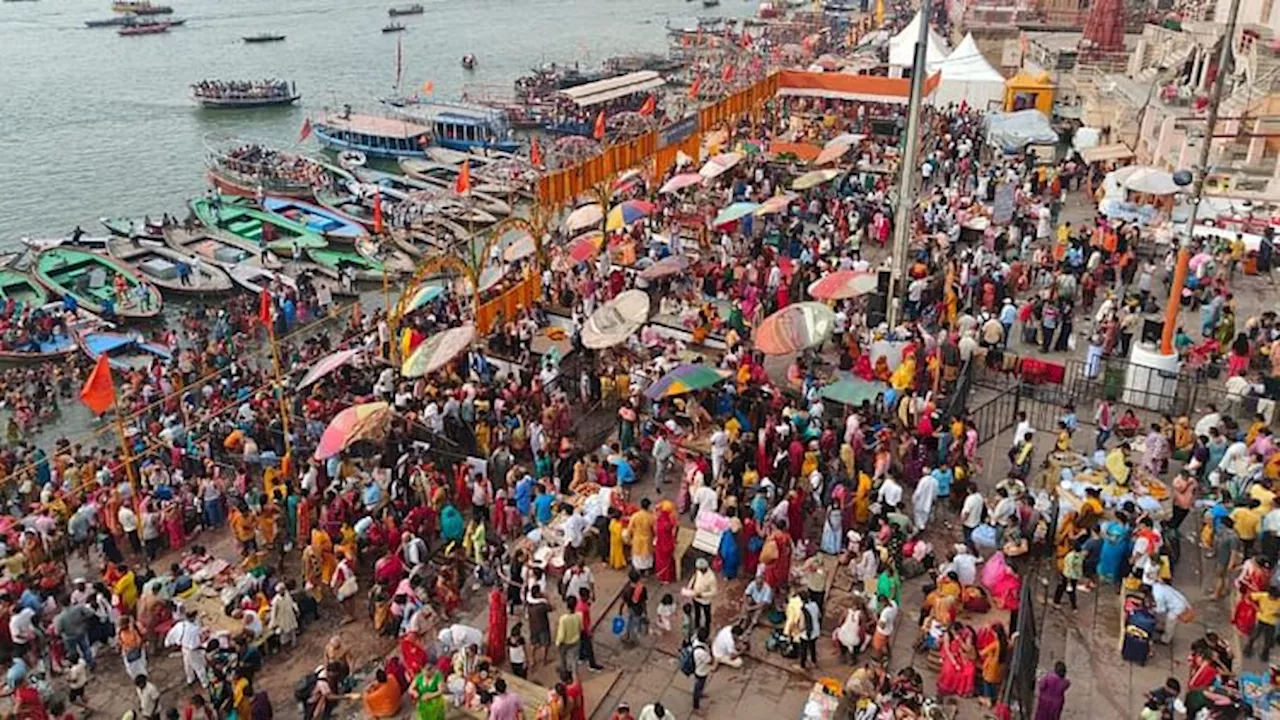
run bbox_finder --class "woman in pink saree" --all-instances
[654,501,679,583]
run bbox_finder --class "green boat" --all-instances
[190,196,328,256]
[305,247,386,284]
[33,248,162,319]
[0,269,49,308]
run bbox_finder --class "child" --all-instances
[508,622,528,679]
[65,650,88,710]
[680,602,695,642]
[655,593,676,633]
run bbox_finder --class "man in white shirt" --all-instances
[960,489,986,544]
[711,624,744,668]
[877,476,903,510]
[911,471,938,532]
[709,427,729,482]
[164,608,208,686]
[1013,412,1034,451]
[118,505,140,555]
[1195,405,1222,440]
[943,544,982,586]
[1150,581,1190,644]
[562,560,594,604]
[692,483,718,519]
[560,508,590,560]
[992,488,1018,528]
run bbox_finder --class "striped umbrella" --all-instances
[297,348,362,390]
[314,401,391,460]
[807,270,878,300]
[606,200,656,231]
[754,302,835,355]
[644,363,732,400]
[660,173,704,194]
[400,325,476,378]
[568,231,605,264]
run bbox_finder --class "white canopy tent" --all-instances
[887,10,950,75]
[926,33,1006,110]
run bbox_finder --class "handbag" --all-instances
[125,645,143,663]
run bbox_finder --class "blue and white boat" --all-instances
[261,195,369,244]
[312,110,432,160]
[387,100,521,154]
[77,328,172,372]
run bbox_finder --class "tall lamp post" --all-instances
[886,0,932,328]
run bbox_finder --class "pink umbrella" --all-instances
[297,348,362,390]
[808,271,878,300]
[1189,252,1213,271]
[660,173,705,194]
[568,231,605,263]
[639,255,689,280]
[314,402,391,460]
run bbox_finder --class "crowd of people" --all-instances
[191,80,297,101]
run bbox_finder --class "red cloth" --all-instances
[486,588,507,665]
[655,509,677,583]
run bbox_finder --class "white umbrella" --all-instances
[565,204,604,232]
[698,152,742,179]
[581,290,650,349]
[1122,167,1179,195]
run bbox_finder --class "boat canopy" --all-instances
[558,70,666,107]
[319,113,430,140]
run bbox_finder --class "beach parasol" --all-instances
[713,202,762,226]
[660,173,705,194]
[606,200,656,231]
[813,142,852,166]
[297,348,362,390]
[819,378,884,407]
[808,270,878,300]
[638,255,689,280]
[1121,167,1179,195]
[502,233,537,262]
[792,169,841,190]
[565,203,604,232]
[568,231,605,264]
[403,285,445,315]
[644,363,732,400]
[756,193,799,216]
[698,152,742,179]
[754,302,835,355]
[314,402,392,460]
[581,289,650,349]
[400,325,476,378]
[825,133,865,148]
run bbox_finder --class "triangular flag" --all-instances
[530,137,543,167]
[79,355,115,416]
[687,78,701,100]
[422,80,434,96]
[638,95,656,116]
[454,160,471,194]
[298,117,313,143]
[259,288,272,327]
[592,110,606,141]
[373,192,384,234]
[721,64,735,83]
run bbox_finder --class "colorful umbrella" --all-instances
[297,348,362,390]
[565,203,604,232]
[713,202,762,226]
[314,402,391,460]
[644,363,732,400]
[567,231,604,264]
[698,152,742,179]
[754,302,835,355]
[756,193,799,216]
[808,270,878,300]
[638,255,689,280]
[400,325,476,378]
[502,233,536,262]
[813,142,851,166]
[403,285,445,315]
[792,169,841,190]
[606,200,656,231]
[660,173,704,194]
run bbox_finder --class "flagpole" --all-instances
[111,397,138,489]
[267,315,293,460]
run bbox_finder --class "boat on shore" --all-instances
[119,21,171,35]
[166,229,285,272]
[77,327,172,371]
[305,247,390,284]
[243,33,286,43]
[382,23,405,33]
[388,98,522,154]
[189,196,329,256]
[204,137,324,198]
[387,3,423,15]
[101,216,165,240]
[33,247,163,320]
[105,237,234,295]
[261,196,368,244]
[0,304,97,364]
[192,80,300,109]
[354,237,415,274]
[397,159,514,213]
[112,1,172,13]
[0,266,49,309]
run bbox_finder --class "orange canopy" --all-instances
[767,141,822,161]
[776,70,941,104]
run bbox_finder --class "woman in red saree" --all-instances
[762,522,793,590]
[936,625,978,697]
[1232,556,1273,635]
[786,489,804,543]
[399,630,430,677]
[654,502,678,583]
[1187,640,1224,691]
[486,587,507,665]
[741,515,761,578]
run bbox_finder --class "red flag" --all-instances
[687,77,702,99]
[454,160,471,194]
[530,137,543,167]
[79,355,115,416]
[638,95,656,116]
[298,117,313,142]
[741,31,752,48]
[259,288,272,327]
[592,110,606,141]
[372,192,384,234]
[721,64,736,83]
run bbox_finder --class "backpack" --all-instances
[293,671,319,704]
[678,641,696,676]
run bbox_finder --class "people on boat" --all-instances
[192,79,294,101]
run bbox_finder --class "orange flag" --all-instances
[422,80,434,96]
[298,117,313,143]
[638,95,656,116]
[454,160,472,194]
[373,192,384,234]
[79,355,115,416]
[592,110,606,140]
[259,288,272,327]
[530,136,543,167]
[687,77,702,99]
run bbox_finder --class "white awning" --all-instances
[559,71,666,107]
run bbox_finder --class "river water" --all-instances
[0,0,753,245]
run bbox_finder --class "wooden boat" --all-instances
[118,21,170,35]
[100,216,164,240]
[32,248,162,320]
[226,264,358,298]
[105,237,234,295]
[387,3,423,15]
[382,23,405,33]
[77,327,172,372]
[192,82,300,109]
[0,268,49,308]
[243,33,286,43]
[461,54,476,70]
[165,229,285,272]
[261,196,368,244]
[396,159,514,213]
[354,237,415,274]
[305,247,388,283]
[86,16,134,27]
[189,196,328,256]
[702,0,721,7]
[0,304,98,365]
